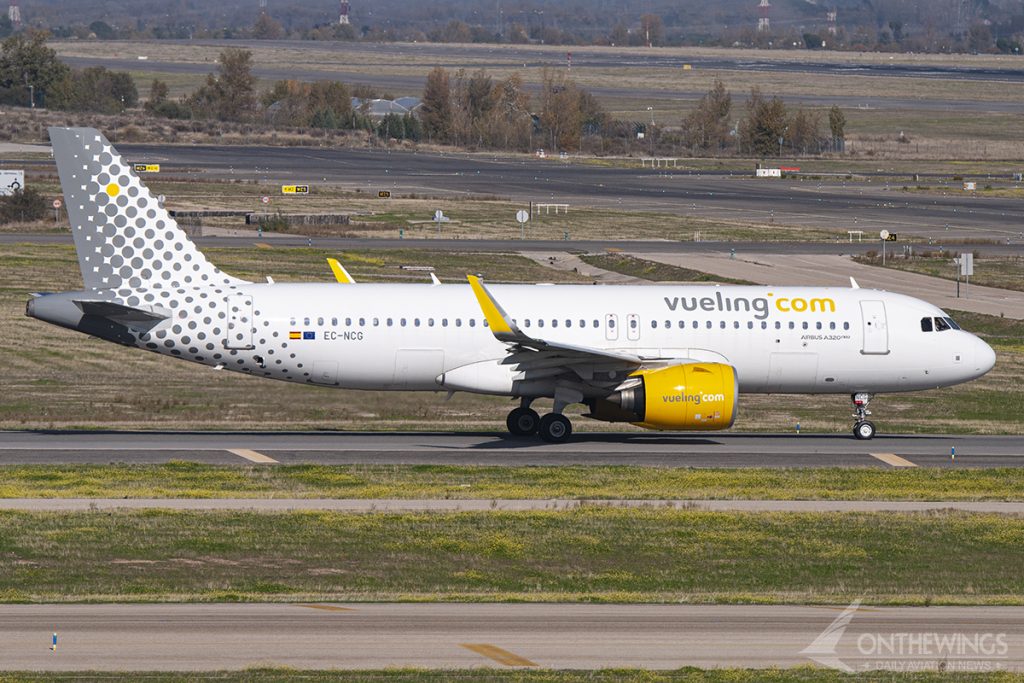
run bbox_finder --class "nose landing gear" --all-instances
[851,392,876,440]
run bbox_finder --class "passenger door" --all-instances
[860,300,889,355]
[224,294,254,350]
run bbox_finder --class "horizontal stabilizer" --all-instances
[74,300,170,329]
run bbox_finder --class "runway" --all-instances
[8,233,1024,255]
[108,144,1024,241]
[2,603,1022,671]
[1,431,1021,468]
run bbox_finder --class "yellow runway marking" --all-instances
[255,242,272,249]
[296,604,355,612]
[227,448,279,464]
[461,643,537,667]
[869,452,917,468]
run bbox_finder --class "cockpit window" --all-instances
[921,317,933,332]
[945,317,961,330]
[934,317,951,332]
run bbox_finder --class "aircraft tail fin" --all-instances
[48,127,244,292]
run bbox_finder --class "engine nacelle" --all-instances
[586,363,738,431]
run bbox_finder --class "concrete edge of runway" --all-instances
[2,498,1023,513]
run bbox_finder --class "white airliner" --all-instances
[27,128,996,442]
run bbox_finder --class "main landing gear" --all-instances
[851,392,876,440]
[506,399,573,443]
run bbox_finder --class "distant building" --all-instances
[352,97,422,119]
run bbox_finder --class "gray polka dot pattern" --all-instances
[50,127,243,292]
[48,127,304,383]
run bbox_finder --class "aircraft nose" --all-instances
[973,336,996,376]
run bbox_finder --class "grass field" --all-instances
[4,464,1024,501]
[3,243,1022,433]
[2,669,1021,682]
[0,508,1021,604]
[579,253,753,284]
[854,255,1024,293]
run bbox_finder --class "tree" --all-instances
[803,33,824,49]
[0,32,70,108]
[88,21,117,40]
[828,105,846,140]
[739,88,788,157]
[186,49,256,122]
[683,77,732,152]
[639,14,664,47]
[0,187,47,224]
[539,69,585,151]
[252,13,284,40]
[788,109,822,154]
[420,66,452,142]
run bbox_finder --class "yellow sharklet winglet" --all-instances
[467,274,519,338]
[327,258,356,284]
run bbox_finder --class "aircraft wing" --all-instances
[467,275,642,383]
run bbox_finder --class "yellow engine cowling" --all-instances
[587,363,738,431]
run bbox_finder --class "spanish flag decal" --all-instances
[289,331,301,340]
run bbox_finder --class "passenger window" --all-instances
[428,318,434,327]
[921,317,933,332]
[679,321,686,329]
[359,318,365,327]
[650,320,658,329]
[802,322,808,330]
[607,318,615,329]
[538,319,544,328]
[469,319,476,327]
[442,318,448,327]
[747,321,753,329]
[414,319,421,327]
[630,318,638,329]
[456,319,462,327]
[706,321,712,329]
[720,321,726,329]
[934,317,950,332]
[387,318,394,327]
[593,320,599,328]
[524,319,531,328]
[318,317,324,326]
[289,317,296,326]
[843,322,850,330]
[816,322,822,330]
[304,317,310,326]
[483,320,489,328]
[789,322,795,330]
[373,318,379,327]
[552,320,559,328]
[566,319,572,328]
[692,321,698,329]
[829,322,835,330]
[401,318,408,327]
[734,321,740,329]
[665,320,671,329]
[775,322,781,330]
[762,321,768,330]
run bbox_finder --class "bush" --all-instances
[0,187,47,224]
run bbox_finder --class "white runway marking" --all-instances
[226,448,278,463]
[869,452,917,468]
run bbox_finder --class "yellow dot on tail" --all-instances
[105,183,120,197]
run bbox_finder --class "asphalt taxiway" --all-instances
[1,431,1021,468]
[2,603,1022,670]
